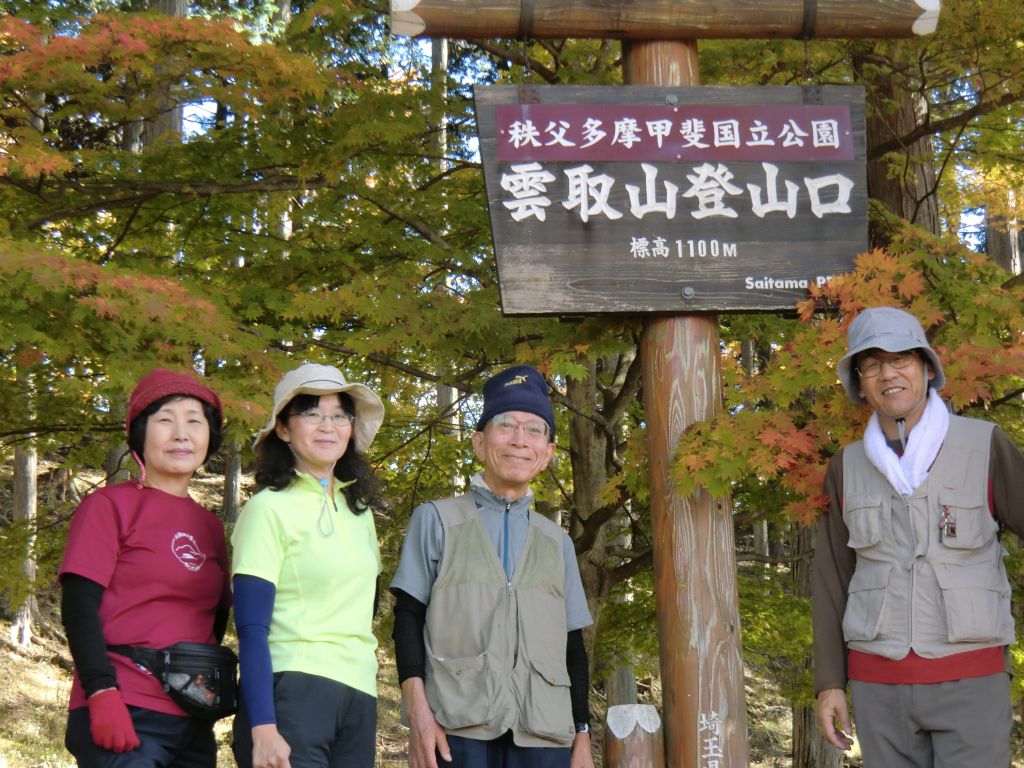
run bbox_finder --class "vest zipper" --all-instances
[905,495,916,649]
[504,502,512,592]
[505,502,516,671]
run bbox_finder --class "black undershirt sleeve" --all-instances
[391,588,427,683]
[566,628,591,726]
[213,604,230,645]
[61,573,117,696]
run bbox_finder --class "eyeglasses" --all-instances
[295,410,355,427]
[856,351,919,379]
[490,413,550,439]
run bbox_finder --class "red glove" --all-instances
[87,689,140,752]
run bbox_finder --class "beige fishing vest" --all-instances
[842,415,1014,659]
[423,495,574,747]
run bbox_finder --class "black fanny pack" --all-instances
[109,642,238,721]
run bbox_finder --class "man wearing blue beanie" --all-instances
[390,365,595,768]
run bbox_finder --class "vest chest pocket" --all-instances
[842,563,892,642]
[933,562,1012,643]
[425,652,497,729]
[936,492,996,552]
[843,495,887,551]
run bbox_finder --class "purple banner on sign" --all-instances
[496,103,854,163]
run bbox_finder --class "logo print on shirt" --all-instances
[171,532,207,572]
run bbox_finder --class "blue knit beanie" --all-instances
[475,365,555,438]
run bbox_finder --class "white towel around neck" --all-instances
[862,388,949,496]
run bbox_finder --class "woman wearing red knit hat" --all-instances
[59,368,231,768]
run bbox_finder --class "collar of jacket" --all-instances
[469,471,534,517]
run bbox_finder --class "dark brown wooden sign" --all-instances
[475,84,868,314]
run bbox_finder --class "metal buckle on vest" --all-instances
[939,505,956,542]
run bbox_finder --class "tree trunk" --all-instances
[223,439,243,522]
[431,39,456,443]
[122,120,143,153]
[985,200,1021,275]
[604,514,639,708]
[105,444,131,485]
[606,665,638,707]
[566,361,613,633]
[142,0,186,145]
[752,519,770,558]
[106,402,132,485]
[11,444,38,647]
[149,0,185,11]
[861,64,940,238]
[792,525,844,768]
[431,37,449,163]
[792,707,844,768]
[741,338,771,558]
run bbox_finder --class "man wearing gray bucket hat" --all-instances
[231,363,385,768]
[390,365,594,768]
[813,307,1024,766]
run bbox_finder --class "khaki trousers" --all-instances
[850,673,1011,768]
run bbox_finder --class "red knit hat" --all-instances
[126,368,223,434]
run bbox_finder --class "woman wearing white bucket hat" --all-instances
[231,363,385,768]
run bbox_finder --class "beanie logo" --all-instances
[504,374,529,387]
[171,531,207,572]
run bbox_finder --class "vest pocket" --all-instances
[425,652,496,729]
[933,563,1012,643]
[520,658,574,744]
[842,563,891,642]
[936,492,996,551]
[844,495,886,550]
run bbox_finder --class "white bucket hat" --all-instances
[254,363,385,453]
[836,306,945,403]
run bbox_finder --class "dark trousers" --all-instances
[232,671,376,768]
[447,732,571,768]
[65,706,216,768]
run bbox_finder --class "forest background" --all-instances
[1,1,1023,766]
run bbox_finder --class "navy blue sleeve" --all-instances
[233,574,277,726]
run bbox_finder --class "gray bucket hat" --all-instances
[254,363,385,452]
[837,307,945,403]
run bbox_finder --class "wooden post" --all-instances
[392,0,940,40]
[630,41,748,768]
[605,704,666,768]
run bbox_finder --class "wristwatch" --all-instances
[575,723,591,734]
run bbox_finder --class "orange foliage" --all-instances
[677,232,1024,527]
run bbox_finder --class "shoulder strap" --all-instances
[107,644,165,675]
[430,495,478,529]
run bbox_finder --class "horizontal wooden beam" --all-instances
[390,0,940,40]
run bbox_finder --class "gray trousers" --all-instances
[850,673,1011,768]
[232,671,376,768]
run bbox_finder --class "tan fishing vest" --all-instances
[842,415,1014,659]
[423,495,574,747]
